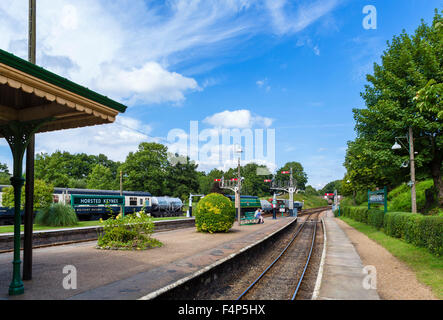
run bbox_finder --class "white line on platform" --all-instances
[312,214,327,300]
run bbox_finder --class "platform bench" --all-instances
[240,211,259,225]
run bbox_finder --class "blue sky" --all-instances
[0,0,441,189]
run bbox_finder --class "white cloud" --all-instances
[95,62,200,105]
[0,0,341,106]
[203,110,274,128]
[265,0,340,35]
[34,116,155,162]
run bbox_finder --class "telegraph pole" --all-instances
[409,127,417,213]
[23,0,36,281]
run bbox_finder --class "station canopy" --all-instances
[0,48,127,296]
[0,48,127,135]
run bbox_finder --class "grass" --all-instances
[0,215,188,234]
[340,216,443,300]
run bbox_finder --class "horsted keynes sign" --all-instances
[368,187,388,213]
[70,195,125,215]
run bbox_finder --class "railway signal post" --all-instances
[268,168,298,217]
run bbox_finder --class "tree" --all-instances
[119,142,169,195]
[304,185,320,196]
[2,179,53,211]
[35,151,120,188]
[350,11,443,206]
[0,163,10,185]
[275,161,308,191]
[87,164,117,190]
[165,154,200,200]
[198,169,225,195]
[321,180,342,195]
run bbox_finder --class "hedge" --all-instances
[336,206,443,256]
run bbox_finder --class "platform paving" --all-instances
[315,211,380,300]
[0,216,296,300]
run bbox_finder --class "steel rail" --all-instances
[291,212,318,300]
[236,210,322,300]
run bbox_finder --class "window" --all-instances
[129,197,137,206]
[140,198,143,205]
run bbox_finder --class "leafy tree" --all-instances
[0,162,10,185]
[165,154,200,200]
[87,164,117,190]
[2,179,54,211]
[275,161,308,191]
[304,185,320,196]
[35,151,120,188]
[198,169,225,195]
[349,11,443,206]
[119,142,169,195]
[321,180,342,195]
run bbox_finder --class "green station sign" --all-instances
[368,187,387,213]
[70,195,125,215]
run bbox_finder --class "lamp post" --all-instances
[392,127,417,213]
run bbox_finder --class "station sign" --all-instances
[71,195,124,206]
[368,187,387,213]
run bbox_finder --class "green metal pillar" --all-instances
[0,120,47,296]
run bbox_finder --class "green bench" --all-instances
[240,211,259,225]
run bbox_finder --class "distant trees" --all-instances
[2,179,53,211]
[35,151,121,189]
[0,163,10,185]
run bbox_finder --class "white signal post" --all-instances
[267,168,297,217]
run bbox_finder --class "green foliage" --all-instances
[119,142,169,195]
[344,11,443,205]
[321,180,342,195]
[97,210,162,250]
[304,185,320,196]
[275,162,308,191]
[367,209,385,229]
[388,180,436,213]
[340,206,443,256]
[36,151,120,188]
[87,164,116,190]
[384,212,443,256]
[165,153,199,200]
[34,203,79,227]
[0,162,10,185]
[194,193,235,233]
[1,179,53,211]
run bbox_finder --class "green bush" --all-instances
[340,207,443,256]
[383,212,443,256]
[367,209,384,229]
[194,193,235,233]
[97,210,162,250]
[35,203,79,227]
[388,180,435,213]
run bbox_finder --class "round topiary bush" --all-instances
[35,203,79,227]
[194,193,235,233]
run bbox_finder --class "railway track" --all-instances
[236,209,322,300]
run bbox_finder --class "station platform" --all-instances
[0,216,296,300]
[313,211,380,300]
